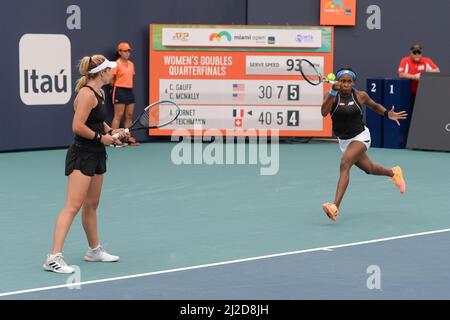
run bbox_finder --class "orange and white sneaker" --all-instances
[322,203,339,222]
[391,166,406,194]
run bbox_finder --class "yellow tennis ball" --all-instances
[327,73,336,81]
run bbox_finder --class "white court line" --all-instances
[1,227,450,298]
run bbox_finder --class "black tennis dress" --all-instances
[65,86,108,177]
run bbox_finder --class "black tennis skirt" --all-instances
[113,87,135,104]
[65,143,107,177]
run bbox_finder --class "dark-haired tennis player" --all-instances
[321,68,407,222]
[44,55,128,273]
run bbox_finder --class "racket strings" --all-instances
[138,109,150,127]
[300,60,322,85]
[158,103,180,127]
[129,100,180,130]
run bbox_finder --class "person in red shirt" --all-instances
[111,42,139,146]
[398,43,440,95]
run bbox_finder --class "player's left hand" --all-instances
[388,106,408,126]
[111,128,129,140]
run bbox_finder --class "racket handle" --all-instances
[112,128,130,139]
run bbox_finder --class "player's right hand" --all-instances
[332,81,341,91]
[101,134,122,146]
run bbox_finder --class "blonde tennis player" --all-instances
[44,55,128,273]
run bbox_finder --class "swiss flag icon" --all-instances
[234,118,243,127]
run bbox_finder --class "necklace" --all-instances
[86,84,104,99]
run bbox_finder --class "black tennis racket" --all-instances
[112,100,181,138]
[299,59,336,86]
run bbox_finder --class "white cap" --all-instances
[88,58,117,74]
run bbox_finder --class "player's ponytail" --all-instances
[75,55,106,92]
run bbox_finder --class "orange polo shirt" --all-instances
[112,59,135,88]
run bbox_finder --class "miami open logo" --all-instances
[209,31,232,42]
[325,0,352,15]
[326,0,344,9]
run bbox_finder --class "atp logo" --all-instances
[209,31,232,42]
[327,0,344,9]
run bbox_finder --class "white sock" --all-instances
[49,252,62,258]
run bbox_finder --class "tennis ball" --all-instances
[327,73,336,81]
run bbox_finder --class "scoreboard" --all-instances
[149,24,334,137]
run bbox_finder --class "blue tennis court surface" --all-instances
[1,142,450,299]
[3,230,450,300]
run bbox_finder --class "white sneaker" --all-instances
[109,142,128,148]
[43,253,75,274]
[84,245,120,262]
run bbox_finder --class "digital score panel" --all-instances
[149,24,334,137]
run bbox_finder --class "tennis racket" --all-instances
[299,59,336,86]
[112,100,181,138]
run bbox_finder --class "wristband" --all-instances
[329,89,338,97]
[384,110,389,118]
[92,132,102,142]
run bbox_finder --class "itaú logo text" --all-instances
[19,34,72,105]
